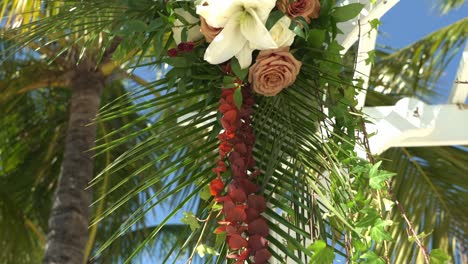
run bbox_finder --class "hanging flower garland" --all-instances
[169,0,319,263]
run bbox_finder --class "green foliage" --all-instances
[181,212,201,231]
[360,251,385,264]
[430,249,452,264]
[308,240,335,264]
[332,3,364,22]
[368,162,395,190]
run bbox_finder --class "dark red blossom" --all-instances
[247,195,267,213]
[225,205,247,222]
[248,235,268,251]
[167,48,178,57]
[254,248,272,264]
[228,183,247,203]
[177,41,195,52]
[228,234,248,250]
[209,76,270,263]
[248,217,269,237]
[246,208,260,223]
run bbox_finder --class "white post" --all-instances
[448,43,468,104]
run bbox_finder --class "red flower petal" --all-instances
[248,234,268,251]
[234,143,247,155]
[219,142,233,157]
[247,195,267,213]
[219,103,234,113]
[239,248,251,260]
[245,208,260,223]
[222,198,235,211]
[223,109,237,123]
[225,206,246,222]
[214,225,226,234]
[226,225,239,235]
[210,179,224,196]
[221,88,234,97]
[254,248,272,264]
[248,217,269,237]
[228,234,247,250]
[228,183,247,203]
[239,179,259,194]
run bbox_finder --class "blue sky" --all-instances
[138,1,467,263]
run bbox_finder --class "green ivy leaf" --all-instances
[181,212,200,231]
[361,251,385,264]
[332,3,364,22]
[430,249,451,264]
[200,184,212,201]
[369,171,395,189]
[365,50,376,65]
[234,88,243,110]
[308,240,335,264]
[370,219,393,242]
[368,161,395,189]
[355,208,379,228]
[196,244,219,258]
[369,18,382,31]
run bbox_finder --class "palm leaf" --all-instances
[379,146,468,263]
[368,18,468,103]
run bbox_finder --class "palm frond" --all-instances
[437,0,467,14]
[369,18,468,102]
[380,146,468,263]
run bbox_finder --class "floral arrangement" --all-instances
[169,0,322,263]
[122,0,402,263]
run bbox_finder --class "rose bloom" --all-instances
[277,0,321,23]
[200,16,222,43]
[248,47,302,96]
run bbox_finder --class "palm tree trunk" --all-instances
[43,66,104,264]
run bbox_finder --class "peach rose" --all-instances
[277,0,321,23]
[248,47,302,97]
[200,16,222,43]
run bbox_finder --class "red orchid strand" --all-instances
[209,68,271,263]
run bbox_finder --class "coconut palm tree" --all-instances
[0,0,466,263]
[0,1,167,263]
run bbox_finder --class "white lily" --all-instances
[196,0,278,69]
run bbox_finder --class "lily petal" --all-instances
[204,12,247,65]
[196,0,243,28]
[240,8,277,50]
[240,0,277,21]
[235,43,254,69]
